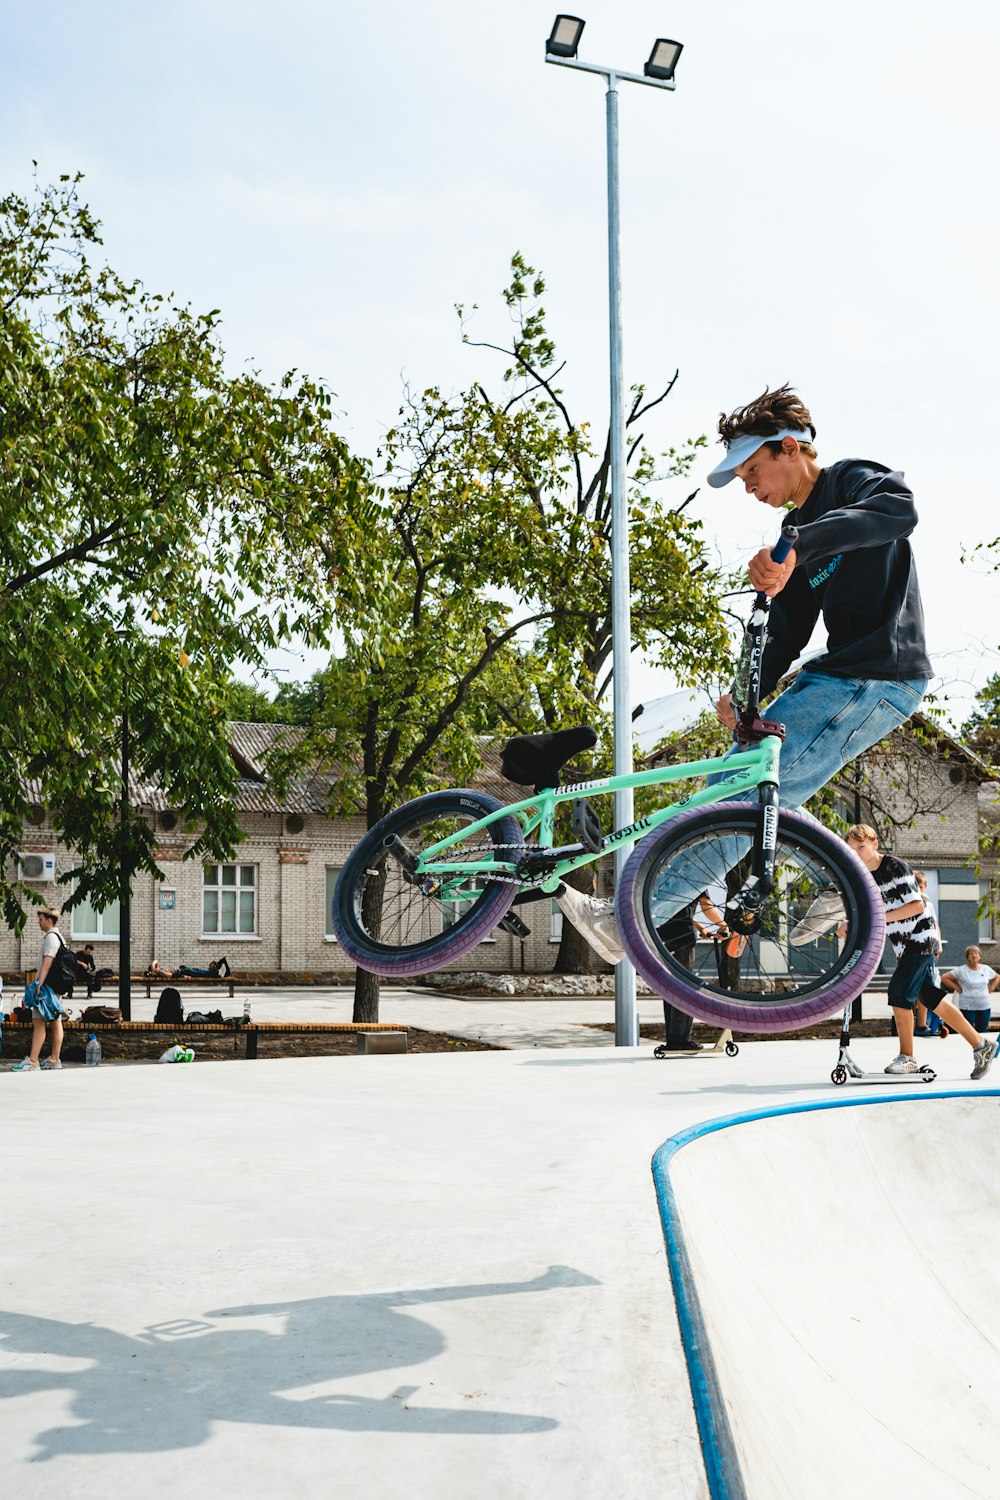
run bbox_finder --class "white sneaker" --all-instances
[789,889,846,947]
[884,1054,921,1075]
[555,884,625,966]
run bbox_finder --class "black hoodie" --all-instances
[759,458,933,698]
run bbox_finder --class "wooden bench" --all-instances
[0,1018,406,1060]
[80,973,237,1000]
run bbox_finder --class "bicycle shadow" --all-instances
[0,1264,597,1460]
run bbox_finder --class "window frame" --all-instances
[325,864,343,941]
[69,898,122,942]
[202,862,258,937]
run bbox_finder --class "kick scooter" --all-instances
[830,1000,937,1086]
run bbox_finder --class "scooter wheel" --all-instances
[653,1044,667,1059]
[920,1065,936,1077]
[831,1065,848,1086]
[725,1040,739,1057]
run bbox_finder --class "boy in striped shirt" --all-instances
[844,826,994,1079]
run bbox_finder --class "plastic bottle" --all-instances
[86,1033,102,1067]
[243,996,251,1023]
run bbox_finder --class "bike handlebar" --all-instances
[770,523,799,565]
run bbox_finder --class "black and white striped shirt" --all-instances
[873,855,937,959]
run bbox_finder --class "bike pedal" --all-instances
[498,912,532,939]
[725,933,748,958]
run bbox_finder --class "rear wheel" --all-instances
[616,803,884,1033]
[333,790,524,978]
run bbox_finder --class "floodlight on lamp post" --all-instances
[546,14,585,59]
[644,39,683,82]
[545,19,682,1048]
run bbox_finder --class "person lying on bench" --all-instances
[147,956,231,979]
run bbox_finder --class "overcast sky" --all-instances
[5,0,999,729]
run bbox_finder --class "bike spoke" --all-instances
[354,813,497,953]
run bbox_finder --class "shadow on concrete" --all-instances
[0,1265,597,1459]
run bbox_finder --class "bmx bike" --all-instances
[333,527,886,1033]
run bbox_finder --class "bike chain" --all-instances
[426,842,548,890]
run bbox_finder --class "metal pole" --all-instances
[606,74,638,1047]
[118,662,132,1021]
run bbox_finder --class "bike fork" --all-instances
[753,781,780,897]
[724,783,779,954]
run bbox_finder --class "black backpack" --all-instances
[47,931,79,996]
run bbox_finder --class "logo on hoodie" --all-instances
[808,553,843,590]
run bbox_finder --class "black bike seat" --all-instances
[499,725,598,791]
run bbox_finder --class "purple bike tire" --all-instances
[334,789,523,978]
[616,802,885,1033]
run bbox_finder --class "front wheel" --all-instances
[616,803,885,1033]
[333,790,524,977]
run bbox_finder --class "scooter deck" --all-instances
[832,1046,936,1085]
[839,1070,938,1085]
[653,1029,737,1059]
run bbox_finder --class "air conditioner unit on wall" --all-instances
[19,853,56,882]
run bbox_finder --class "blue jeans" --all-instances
[650,671,928,922]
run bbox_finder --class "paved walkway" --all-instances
[1,996,991,1498]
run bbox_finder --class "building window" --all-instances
[325,866,343,939]
[979,883,996,945]
[203,864,257,935]
[70,897,121,942]
[550,899,563,943]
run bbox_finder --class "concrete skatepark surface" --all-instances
[2,988,996,1498]
[662,1092,1000,1499]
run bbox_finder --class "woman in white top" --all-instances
[941,946,1000,1036]
[11,907,65,1072]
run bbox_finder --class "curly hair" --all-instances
[718,384,817,458]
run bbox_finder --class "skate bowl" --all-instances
[653,1091,1000,1500]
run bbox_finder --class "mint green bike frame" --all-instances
[415,735,782,897]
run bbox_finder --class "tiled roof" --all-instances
[24,722,527,820]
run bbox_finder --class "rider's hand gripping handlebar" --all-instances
[768,524,798,568]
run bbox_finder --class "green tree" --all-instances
[0,172,367,929]
[271,255,732,1013]
[961,673,1000,767]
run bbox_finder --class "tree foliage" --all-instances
[0,172,366,929]
[961,672,1000,767]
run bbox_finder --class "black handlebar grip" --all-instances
[770,524,799,563]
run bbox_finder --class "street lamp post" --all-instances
[117,630,132,1021]
[545,17,683,1047]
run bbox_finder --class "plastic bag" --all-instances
[158,1044,194,1068]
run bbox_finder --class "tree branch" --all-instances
[4,518,136,593]
[394,609,552,791]
[628,370,679,426]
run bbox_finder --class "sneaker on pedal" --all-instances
[555,885,625,966]
[789,889,846,947]
[884,1053,921,1075]
[971,1036,996,1081]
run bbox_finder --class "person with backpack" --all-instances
[11,907,74,1072]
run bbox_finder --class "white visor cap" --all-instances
[707,427,812,488]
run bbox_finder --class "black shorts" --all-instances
[888,948,943,1011]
